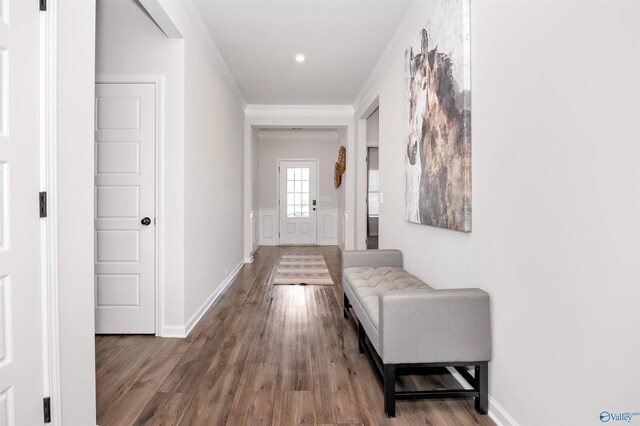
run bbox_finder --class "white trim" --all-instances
[250,210,259,252]
[488,396,520,426]
[355,97,379,250]
[94,75,163,336]
[139,0,183,39]
[447,367,519,426]
[159,325,186,338]
[42,1,62,423]
[183,260,244,337]
[244,257,253,264]
[353,1,437,114]
[246,104,354,118]
[257,130,339,142]
[337,210,348,250]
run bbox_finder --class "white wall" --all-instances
[58,0,97,423]
[356,1,640,425]
[96,0,186,331]
[183,36,245,325]
[258,131,339,245]
[97,0,245,335]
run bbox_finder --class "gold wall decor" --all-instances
[334,145,346,188]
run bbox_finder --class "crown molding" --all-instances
[352,0,437,114]
[245,104,354,118]
[166,0,247,109]
[139,0,183,39]
[257,130,339,141]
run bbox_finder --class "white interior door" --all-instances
[279,161,317,245]
[95,83,155,334]
[4,2,46,425]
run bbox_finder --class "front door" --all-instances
[94,83,156,334]
[5,2,46,424]
[279,161,317,245]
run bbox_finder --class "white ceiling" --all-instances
[188,0,413,105]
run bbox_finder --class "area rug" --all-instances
[273,253,334,286]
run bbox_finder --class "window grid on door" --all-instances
[286,167,310,218]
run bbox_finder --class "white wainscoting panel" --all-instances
[260,208,278,245]
[337,210,347,249]
[250,210,259,251]
[261,207,338,246]
[317,208,338,246]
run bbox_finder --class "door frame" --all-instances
[42,5,60,423]
[94,75,162,336]
[276,158,320,245]
[356,97,379,250]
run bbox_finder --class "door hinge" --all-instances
[43,397,51,423]
[39,0,46,11]
[39,192,47,218]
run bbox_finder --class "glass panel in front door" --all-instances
[286,167,310,218]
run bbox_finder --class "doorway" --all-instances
[94,82,157,334]
[365,107,380,250]
[278,160,318,245]
[367,147,379,249]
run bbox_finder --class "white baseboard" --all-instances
[260,242,278,246]
[258,241,339,246]
[159,325,186,338]
[244,256,253,263]
[183,260,244,338]
[488,395,520,426]
[447,367,519,426]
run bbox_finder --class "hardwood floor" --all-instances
[95,246,495,426]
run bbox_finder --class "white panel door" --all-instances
[95,83,155,334]
[4,1,45,425]
[279,161,317,245]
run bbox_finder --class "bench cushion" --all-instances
[343,266,432,329]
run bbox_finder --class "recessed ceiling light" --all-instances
[295,54,306,63]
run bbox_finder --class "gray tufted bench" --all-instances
[342,249,492,417]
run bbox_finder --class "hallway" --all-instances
[95,246,494,425]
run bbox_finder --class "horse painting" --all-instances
[405,7,471,232]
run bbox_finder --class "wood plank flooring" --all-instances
[96,246,495,426]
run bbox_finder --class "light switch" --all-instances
[379,192,383,204]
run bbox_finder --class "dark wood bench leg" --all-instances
[475,362,488,414]
[357,321,365,353]
[343,293,349,318]
[384,364,396,417]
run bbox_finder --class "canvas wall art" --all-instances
[405,0,471,232]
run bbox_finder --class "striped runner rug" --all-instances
[273,253,334,286]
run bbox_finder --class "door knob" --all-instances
[141,217,151,226]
